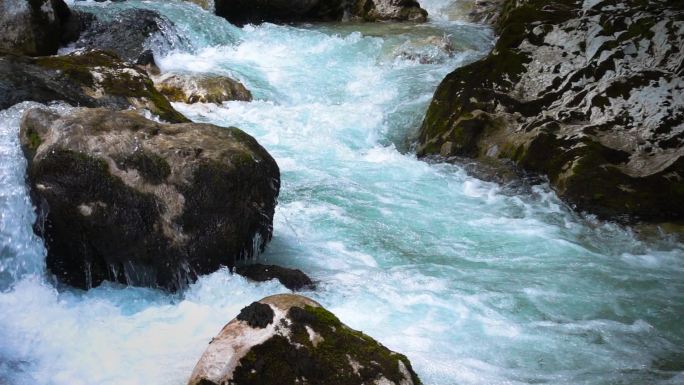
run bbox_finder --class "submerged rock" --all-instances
[214,0,427,26]
[394,35,455,64]
[236,264,314,291]
[0,50,186,123]
[418,0,684,222]
[188,294,421,385]
[74,8,189,64]
[0,0,72,56]
[154,72,253,104]
[20,107,280,291]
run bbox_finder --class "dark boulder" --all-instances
[0,0,74,56]
[74,8,189,64]
[188,294,422,385]
[236,264,314,291]
[418,0,684,222]
[20,107,280,291]
[0,50,187,123]
[214,0,427,26]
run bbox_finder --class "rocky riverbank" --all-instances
[418,0,684,223]
[1,0,432,383]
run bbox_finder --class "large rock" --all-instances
[188,294,421,385]
[74,8,189,65]
[20,107,280,290]
[153,72,253,104]
[214,0,427,26]
[0,50,187,123]
[0,0,72,56]
[418,0,684,222]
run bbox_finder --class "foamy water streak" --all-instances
[1,1,683,385]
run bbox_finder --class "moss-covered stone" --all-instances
[154,72,253,104]
[417,0,684,223]
[188,294,421,385]
[0,50,188,123]
[20,106,280,291]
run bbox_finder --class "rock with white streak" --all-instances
[188,294,422,385]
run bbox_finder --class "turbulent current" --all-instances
[1,1,683,384]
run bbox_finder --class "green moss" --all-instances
[231,305,422,385]
[35,51,188,124]
[25,129,43,152]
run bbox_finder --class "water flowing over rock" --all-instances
[418,0,684,222]
[0,0,72,56]
[74,8,190,64]
[188,294,422,385]
[153,72,253,104]
[235,264,314,291]
[214,0,427,26]
[0,50,187,123]
[19,107,280,291]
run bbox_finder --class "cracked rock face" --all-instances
[20,107,280,291]
[188,294,421,385]
[214,0,427,26]
[418,0,684,222]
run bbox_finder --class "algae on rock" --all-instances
[418,0,684,222]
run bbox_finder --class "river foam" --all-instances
[1,1,683,384]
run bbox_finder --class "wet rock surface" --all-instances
[0,0,72,56]
[188,294,422,385]
[214,0,427,26]
[236,263,314,291]
[154,72,253,104]
[0,50,187,123]
[74,8,189,64]
[20,107,280,291]
[418,0,684,222]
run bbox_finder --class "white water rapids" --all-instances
[1,1,683,384]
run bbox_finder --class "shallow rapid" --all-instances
[1,1,683,384]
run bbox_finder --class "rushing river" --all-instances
[1,1,683,384]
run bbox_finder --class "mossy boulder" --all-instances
[74,8,189,65]
[0,50,187,123]
[214,0,427,26]
[154,72,253,104]
[418,0,684,222]
[19,107,280,291]
[188,294,421,385]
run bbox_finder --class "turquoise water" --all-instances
[1,1,683,384]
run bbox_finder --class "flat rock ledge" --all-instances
[189,294,421,385]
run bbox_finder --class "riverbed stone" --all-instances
[418,0,684,222]
[20,107,280,291]
[0,50,187,123]
[188,294,422,385]
[154,72,253,104]
[74,8,189,64]
[0,0,73,56]
[214,0,427,26]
